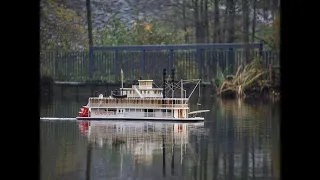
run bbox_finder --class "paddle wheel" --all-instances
[78,106,90,117]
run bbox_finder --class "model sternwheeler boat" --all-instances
[77,69,210,121]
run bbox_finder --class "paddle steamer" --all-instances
[77,69,209,121]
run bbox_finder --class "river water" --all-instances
[40,92,280,180]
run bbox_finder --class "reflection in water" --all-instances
[40,97,280,180]
[79,121,206,179]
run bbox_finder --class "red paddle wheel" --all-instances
[78,106,90,117]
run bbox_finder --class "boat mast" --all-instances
[171,69,175,118]
[181,80,184,103]
[121,69,124,95]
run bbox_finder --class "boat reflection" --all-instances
[79,121,205,164]
[78,120,206,179]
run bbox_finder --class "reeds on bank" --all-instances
[215,58,277,98]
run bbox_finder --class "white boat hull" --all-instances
[76,116,204,122]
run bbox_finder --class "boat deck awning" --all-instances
[188,110,210,115]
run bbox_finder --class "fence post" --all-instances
[55,50,59,80]
[89,47,94,80]
[114,49,118,81]
[140,49,146,78]
[259,42,264,57]
[169,49,174,73]
[228,48,235,74]
[197,48,203,80]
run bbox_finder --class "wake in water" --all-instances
[40,117,77,121]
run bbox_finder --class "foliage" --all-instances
[273,10,280,50]
[94,15,185,46]
[40,0,87,51]
[92,15,192,81]
[255,11,280,51]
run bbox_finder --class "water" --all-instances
[40,94,280,180]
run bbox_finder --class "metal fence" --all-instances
[40,43,279,83]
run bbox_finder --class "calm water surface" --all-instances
[40,94,280,180]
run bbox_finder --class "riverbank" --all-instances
[213,59,280,100]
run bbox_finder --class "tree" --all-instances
[40,0,88,51]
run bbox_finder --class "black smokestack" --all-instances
[163,69,166,98]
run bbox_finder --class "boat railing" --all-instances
[89,103,188,109]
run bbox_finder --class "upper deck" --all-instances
[88,97,189,109]
[117,79,164,98]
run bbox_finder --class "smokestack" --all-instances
[163,69,166,98]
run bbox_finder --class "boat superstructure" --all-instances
[77,69,209,121]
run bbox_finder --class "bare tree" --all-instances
[251,0,257,42]
[226,0,235,43]
[213,0,221,43]
[242,0,250,65]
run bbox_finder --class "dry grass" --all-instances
[218,58,269,98]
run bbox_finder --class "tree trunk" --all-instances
[194,0,200,43]
[204,0,209,43]
[86,0,93,47]
[222,3,228,42]
[213,0,221,43]
[182,0,189,43]
[251,0,257,42]
[226,0,235,43]
[200,0,205,43]
[242,0,250,65]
